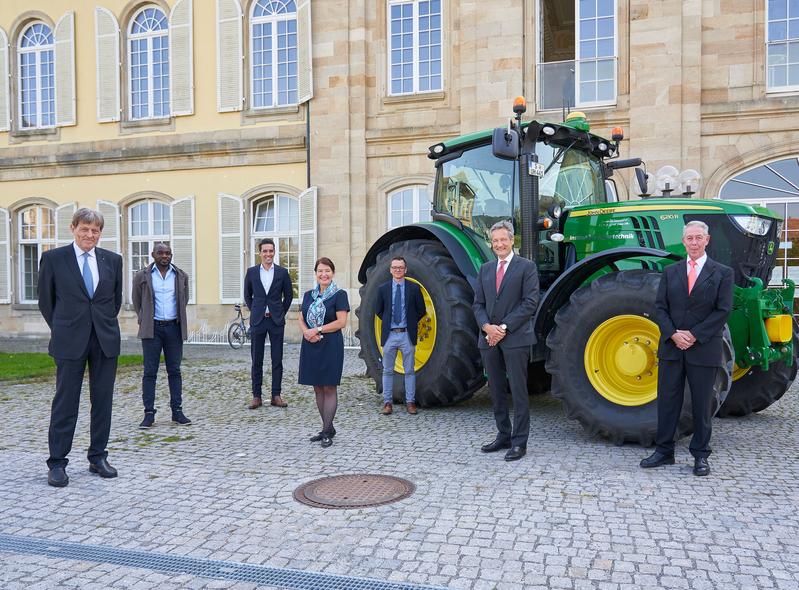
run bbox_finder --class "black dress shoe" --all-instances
[640,451,676,469]
[693,457,710,477]
[504,446,526,461]
[309,426,336,442]
[48,466,68,487]
[172,411,192,425]
[89,458,118,478]
[481,438,512,453]
[320,436,333,448]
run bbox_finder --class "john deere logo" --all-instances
[768,242,775,255]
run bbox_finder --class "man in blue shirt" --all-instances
[375,256,427,414]
[132,243,191,428]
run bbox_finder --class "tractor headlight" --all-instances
[731,215,772,236]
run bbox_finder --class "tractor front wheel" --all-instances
[356,239,485,406]
[546,270,733,446]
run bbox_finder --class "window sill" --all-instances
[8,126,60,144]
[765,88,799,97]
[120,117,175,135]
[11,303,40,311]
[384,90,446,106]
[535,102,617,114]
[242,104,302,125]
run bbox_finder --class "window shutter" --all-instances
[0,28,9,132]
[216,0,243,112]
[96,200,120,253]
[297,0,313,104]
[218,193,244,303]
[54,11,76,127]
[170,196,196,304]
[298,186,317,297]
[95,6,120,122]
[170,0,194,116]
[0,208,10,304]
[56,203,76,247]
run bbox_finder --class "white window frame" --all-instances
[127,200,171,298]
[17,22,56,129]
[575,0,617,108]
[17,205,56,303]
[387,0,443,96]
[128,6,170,120]
[387,186,432,229]
[250,193,300,300]
[250,0,299,109]
[766,0,799,93]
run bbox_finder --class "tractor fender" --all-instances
[358,224,487,290]
[534,246,682,340]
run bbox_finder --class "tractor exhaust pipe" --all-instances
[519,151,539,261]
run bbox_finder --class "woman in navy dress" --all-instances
[298,257,350,447]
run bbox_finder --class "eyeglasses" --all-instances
[390,266,406,271]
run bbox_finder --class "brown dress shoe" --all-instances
[270,396,288,408]
[248,397,263,409]
[406,402,418,414]
[381,402,393,415]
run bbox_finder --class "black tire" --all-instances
[356,239,485,406]
[718,318,799,417]
[227,322,246,350]
[545,270,734,446]
[527,361,551,395]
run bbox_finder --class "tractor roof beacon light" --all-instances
[564,111,590,132]
[679,169,702,197]
[513,96,527,126]
[655,165,680,197]
[611,126,624,157]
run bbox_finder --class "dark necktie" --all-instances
[392,283,402,325]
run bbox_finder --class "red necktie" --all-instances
[688,259,697,294]
[496,259,507,293]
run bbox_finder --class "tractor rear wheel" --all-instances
[356,239,485,406]
[545,270,734,446]
[718,318,799,417]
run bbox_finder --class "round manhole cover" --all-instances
[294,474,415,509]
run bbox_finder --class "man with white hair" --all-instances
[641,220,733,477]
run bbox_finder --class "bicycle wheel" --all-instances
[228,322,247,350]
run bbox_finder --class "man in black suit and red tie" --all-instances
[641,220,733,476]
[37,208,123,487]
[473,220,539,461]
[244,238,294,409]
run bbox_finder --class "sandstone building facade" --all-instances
[1,0,798,341]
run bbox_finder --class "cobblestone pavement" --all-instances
[1,338,798,589]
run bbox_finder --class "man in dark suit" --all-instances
[37,207,123,487]
[244,238,294,409]
[375,256,427,415]
[641,220,733,476]
[473,220,539,461]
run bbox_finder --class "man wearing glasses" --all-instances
[375,256,427,415]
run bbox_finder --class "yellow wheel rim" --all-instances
[732,363,750,381]
[374,278,437,373]
[584,315,660,406]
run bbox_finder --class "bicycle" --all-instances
[227,304,250,350]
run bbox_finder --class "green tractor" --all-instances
[356,100,796,445]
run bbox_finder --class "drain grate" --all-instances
[0,533,446,590]
[294,474,416,509]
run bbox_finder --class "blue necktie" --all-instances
[82,252,94,298]
[392,283,402,325]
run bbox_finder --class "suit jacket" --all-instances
[473,255,540,350]
[375,279,427,346]
[654,256,734,367]
[131,263,190,340]
[244,263,294,329]
[37,244,123,360]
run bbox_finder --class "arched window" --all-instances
[18,205,56,302]
[128,7,170,120]
[251,194,299,297]
[250,0,298,108]
[387,186,431,229]
[18,22,55,129]
[128,200,170,290]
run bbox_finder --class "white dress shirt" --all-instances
[497,251,514,276]
[73,242,99,291]
[259,264,275,314]
[687,253,707,277]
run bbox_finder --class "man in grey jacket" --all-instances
[132,242,191,428]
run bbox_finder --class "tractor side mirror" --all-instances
[492,126,519,160]
[635,168,651,197]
